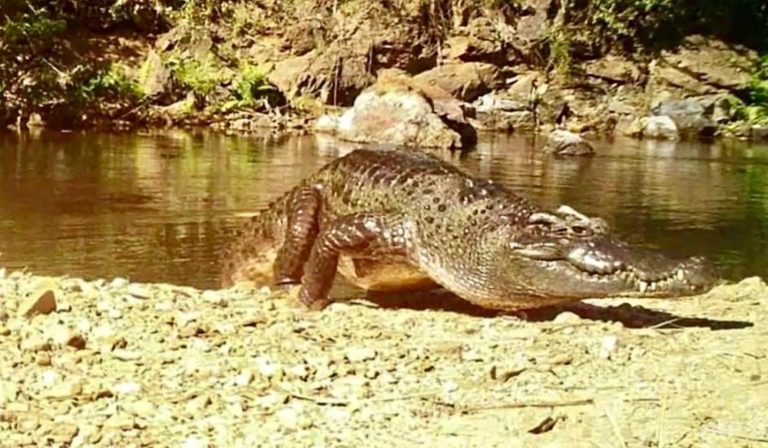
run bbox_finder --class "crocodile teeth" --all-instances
[676,270,685,281]
[639,281,649,293]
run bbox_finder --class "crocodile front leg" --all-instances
[273,187,321,285]
[298,213,409,310]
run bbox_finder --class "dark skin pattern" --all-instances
[221,149,716,311]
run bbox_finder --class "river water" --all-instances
[0,130,766,288]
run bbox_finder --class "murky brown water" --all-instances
[0,130,766,288]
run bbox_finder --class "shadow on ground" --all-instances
[349,288,754,331]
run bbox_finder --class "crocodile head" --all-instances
[494,205,717,303]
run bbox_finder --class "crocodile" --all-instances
[221,149,716,311]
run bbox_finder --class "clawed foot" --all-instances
[273,281,331,311]
[298,288,332,311]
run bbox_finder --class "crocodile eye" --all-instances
[571,225,590,236]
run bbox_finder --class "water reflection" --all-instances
[0,130,765,287]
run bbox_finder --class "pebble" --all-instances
[182,436,208,448]
[20,332,49,352]
[39,370,60,387]
[109,278,129,289]
[113,382,142,395]
[344,346,377,363]
[45,380,83,398]
[102,414,135,430]
[254,356,282,378]
[45,324,87,349]
[112,349,142,361]
[553,311,582,324]
[127,284,151,300]
[599,335,619,359]
[287,363,310,381]
[277,405,312,430]
[19,289,57,317]
[233,370,254,387]
[0,381,19,403]
[202,289,227,306]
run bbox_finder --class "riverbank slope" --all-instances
[0,269,766,446]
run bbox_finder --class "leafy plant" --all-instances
[219,64,282,111]
[742,55,768,123]
[168,57,225,96]
[79,64,144,103]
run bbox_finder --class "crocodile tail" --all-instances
[220,195,288,288]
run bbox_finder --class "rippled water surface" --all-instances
[0,130,766,288]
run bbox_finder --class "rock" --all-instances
[110,277,129,289]
[442,17,523,65]
[627,116,680,141]
[268,51,360,106]
[649,35,759,97]
[515,0,555,55]
[469,91,535,132]
[584,55,643,84]
[113,382,141,395]
[313,114,339,133]
[102,414,135,430]
[0,381,19,403]
[112,349,141,361]
[506,110,537,132]
[254,356,282,379]
[45,324,86,350]
[333,72,477,149]
[153,93,197,122]
[344,346,377,363]
[470,112,515,132]
[553,311,582,324]
[45,380,83,399]
[414,62,504,102]
[651,99,716,138]
[599,335,619,360]
[139,50,174,102]
[127,284,151,300]
[48,423,79,445]
[27,113,45,128]
[474,92,527,114]
[182,437,208,448]
[543,130,595,156]
[233,370,254,387]
[506,72,545,101]
[20,289,56,318]
[750,125,768,141]
[20,333,49,352]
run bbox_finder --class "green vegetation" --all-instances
[168,57,225,97]
[573,0,768,52]
[1,0,767,129]
[745,55,768,122]
[80,65,144,104]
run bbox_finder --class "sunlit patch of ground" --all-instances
[0,269,766,447]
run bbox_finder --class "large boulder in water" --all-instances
[543,130,595,156]
[315,71,477,150]
[625,115,680,140]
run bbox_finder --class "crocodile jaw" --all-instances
[504,242,717,301]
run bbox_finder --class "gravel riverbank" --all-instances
[1,269,766,447]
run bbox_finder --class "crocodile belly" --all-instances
[337,256,437,292]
